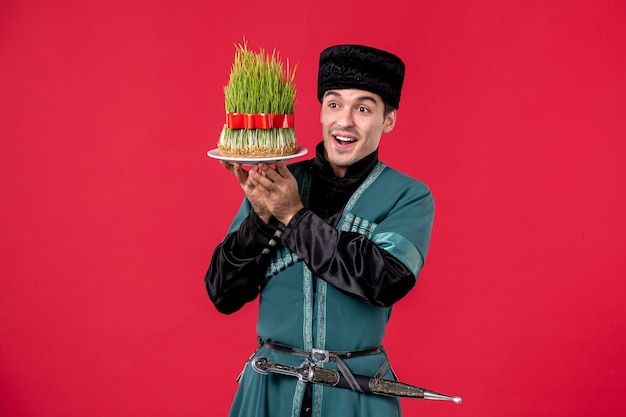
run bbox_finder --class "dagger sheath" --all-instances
[251,357,461,404]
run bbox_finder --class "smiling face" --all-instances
[320,89,397,177]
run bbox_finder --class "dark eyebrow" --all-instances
[323,91,342,100]
[356,95,379,105]
[323,90,380,105]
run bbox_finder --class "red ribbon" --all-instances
[226,112,295,129]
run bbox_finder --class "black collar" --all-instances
[311,142,379,184]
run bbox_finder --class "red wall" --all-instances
[1,1,625,416]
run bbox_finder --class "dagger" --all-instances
[251,357,461,404]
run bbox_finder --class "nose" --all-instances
[336,107,354,128]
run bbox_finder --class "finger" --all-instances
[232,163,250,185]
[275,161,291,178]
[258,162,282,181]
[220,160,235,174]
[249,166,274,190]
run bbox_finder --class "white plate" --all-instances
[207,147,308,166]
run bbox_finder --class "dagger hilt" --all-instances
[251,357,340,385]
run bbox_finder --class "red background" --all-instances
[1,1,625,416]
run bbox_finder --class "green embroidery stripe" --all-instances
[343,162,385,212]
[313,383,323,417]
[303,266,314,352]
[315,280,327,350]
[264,248,301,280]
[339,213,377,237]
[291,379,306,417]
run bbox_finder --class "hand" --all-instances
[248,161,304,226]
[220,160,272,223]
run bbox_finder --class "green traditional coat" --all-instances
[225,161,434,417]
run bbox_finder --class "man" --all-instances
[205,44,435,417]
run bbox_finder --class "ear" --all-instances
[383,110,397,133]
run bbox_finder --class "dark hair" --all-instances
[383,101,396,118]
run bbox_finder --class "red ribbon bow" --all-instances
[225,112,295,129]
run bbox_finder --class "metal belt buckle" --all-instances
[311,348,330,363]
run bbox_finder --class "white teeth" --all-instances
[335,136,356,142]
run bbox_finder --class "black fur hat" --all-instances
[317,44,405,109]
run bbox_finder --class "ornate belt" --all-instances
[256,337,386,393]
[257,337,381,362]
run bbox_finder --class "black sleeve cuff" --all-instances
[246,211,286,259]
